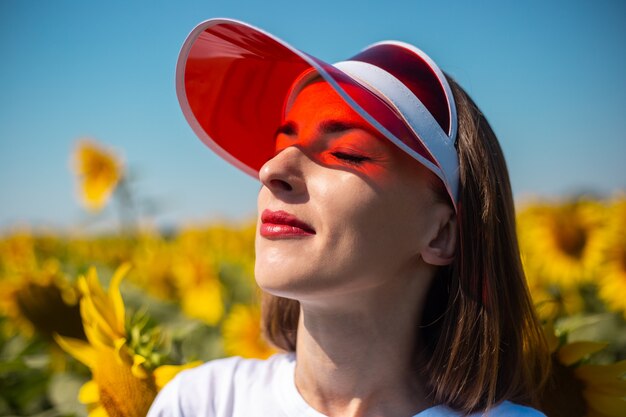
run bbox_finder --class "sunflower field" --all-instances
[0,141,625,417]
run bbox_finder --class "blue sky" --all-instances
[1,0,625,231]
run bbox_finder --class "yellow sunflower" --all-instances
[55,264,199,417]
[597,197,626,318]
[0,257,83,340]
[222,304,276,359]
[172,237,224,325]
[526,280,585,321]
[517,199,606,289]
[179,278,224,325]
[129,233,177,301]
[540,324,626,417]
[198,223,257,280]
[0,229,38,274]
[71,139,123,212]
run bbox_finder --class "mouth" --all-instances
[260,209,316,238]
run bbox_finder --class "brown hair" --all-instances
[260,76,550,414]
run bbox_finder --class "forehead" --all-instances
[285,80,368,123]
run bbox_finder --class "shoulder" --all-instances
[416,401,546,417]
[480,401,546,417]
[147,353,294,417]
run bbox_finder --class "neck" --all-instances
[293,268,434,417]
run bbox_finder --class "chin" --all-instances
[254,259,323,300]
[255,261,297,297]
[255,240,304,291]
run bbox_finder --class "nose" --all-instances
[259,146,307,197]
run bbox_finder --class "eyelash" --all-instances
[331,151,370,165]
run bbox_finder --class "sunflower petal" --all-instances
[113,337,131,364]
[583,390,626,417]
[585,378,626,396]
[79,268,124,343]
[153,361,202,390]
[87,405,109,417]
[109,262,131,334]
[131,354,149,379]
[78,380,100,404]
[54,334,96,368]
[558,341,608,366]
[83,299,119,344]
[81,303,116,349]
[83,268,119,334]
[575,360,626,383]
[85,268,105,300]
[73,140,122,212]
[77,275,90,298]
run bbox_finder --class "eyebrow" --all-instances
[319,120,375,135]
[274,119,377,139]
[274,121,297,138]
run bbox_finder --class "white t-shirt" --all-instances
[148,353,546,417]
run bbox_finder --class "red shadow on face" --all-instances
[270,80,437,193]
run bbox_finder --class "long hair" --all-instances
[260,76,550,413]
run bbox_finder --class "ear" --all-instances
[421,210,457,266]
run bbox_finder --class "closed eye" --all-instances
[331,151,370,165]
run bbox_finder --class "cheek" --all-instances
[316,175,424,265]
[256,186,270,211]
[369,186,432,259]
[254,166,430,295]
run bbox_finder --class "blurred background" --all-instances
[1,1,625,416]
[1,0,624,231]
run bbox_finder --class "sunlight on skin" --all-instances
[254,80,457,417]
[255,79,455,302]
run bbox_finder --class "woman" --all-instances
[149,18,550,416]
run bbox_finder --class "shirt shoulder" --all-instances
[147,356,241,417]
[415,401,546,417]
[483,401,546,417]
[147,354,292,417]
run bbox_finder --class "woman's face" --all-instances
[255,80,453,303]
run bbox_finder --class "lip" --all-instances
[260,209,316,238]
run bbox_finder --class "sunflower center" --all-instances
[554,221,587,259]
[16,282,85,340]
